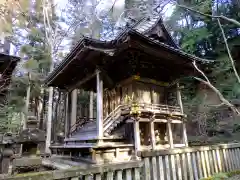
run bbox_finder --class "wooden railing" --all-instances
[1,161,142,180]
[2,143,240,179]
[103,103,183,135]
[137,103,182,114]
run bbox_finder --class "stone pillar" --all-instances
[71,89,78,129]
[1,148,14,175]
[96,70,103,139]
[89,91,94,119]
[176,83,188,147]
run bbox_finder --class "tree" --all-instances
[166,0,240,139]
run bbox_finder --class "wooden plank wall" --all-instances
[3,143,240,180]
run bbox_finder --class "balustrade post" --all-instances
[71,89,78,130]
[176,83,188,147]
[96,70,103,139]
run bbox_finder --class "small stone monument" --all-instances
[15,116,45,156]
[12,116,46,174]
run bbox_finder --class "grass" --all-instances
[201,170,240,180]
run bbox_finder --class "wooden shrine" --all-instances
[45,15,203,164]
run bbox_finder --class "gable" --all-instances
[133,15,178,48]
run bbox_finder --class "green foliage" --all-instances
[181,27,210,53]
[169,0,240,101]
[201,170,240,180]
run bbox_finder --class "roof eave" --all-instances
[45,39,86,85]
[128,30,214,64]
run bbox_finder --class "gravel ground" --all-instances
[228,175,240,180]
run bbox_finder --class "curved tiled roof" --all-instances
[45,14,213,85]
[134,15,160,34]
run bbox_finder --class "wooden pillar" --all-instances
[71,89,77,129]
[89,91,94,119]
[167,121,173,149]
[176,83,183,113]
[96,70,103,139]
[133,120,141,153]
[182,123,188,147]
[64,93,70,139]
[150,121,156,150]
[176,83,188,147]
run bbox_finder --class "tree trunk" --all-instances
[39,88,47,130]
[44,0,56,154]
[23,73,31,129]
[45,86,53,153]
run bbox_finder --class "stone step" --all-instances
[50,157,88,166]
[70,131,97,140]
[51,142,134,149]
[42,159,72,170]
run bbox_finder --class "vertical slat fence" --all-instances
[140,143,240,180]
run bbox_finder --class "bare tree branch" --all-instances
[193,61,210,84]
[178,3,240,84]
[193,61,240,115]
[176,3,240,27]
[217,18,240,84]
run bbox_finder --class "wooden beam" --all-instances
[97,66,114,87]
[117,76,171,88]
[68,71,97,91]
[139,118,182,123]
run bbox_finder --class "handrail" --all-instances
[136,103,181,112]
[103,105,125,125]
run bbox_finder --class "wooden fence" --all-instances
[2,143,240,180]
[139,143,240,180]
